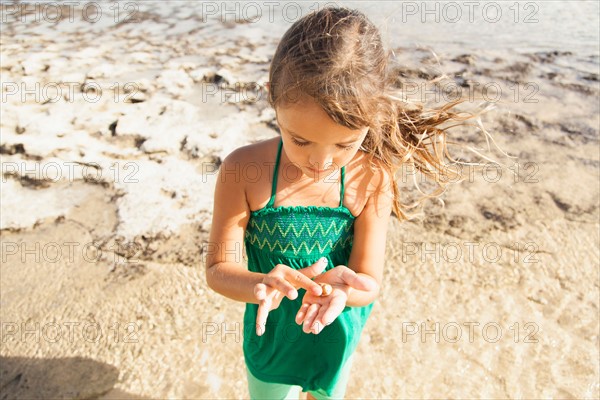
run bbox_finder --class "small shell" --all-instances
[319,283,332,296]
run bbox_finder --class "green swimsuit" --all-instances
[243,138,374,396]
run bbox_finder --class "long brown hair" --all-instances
[267,7,499,220]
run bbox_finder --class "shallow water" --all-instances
[360,0,600,55]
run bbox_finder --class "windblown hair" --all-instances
[267,7,497,220]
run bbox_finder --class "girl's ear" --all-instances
[264,82,270,93]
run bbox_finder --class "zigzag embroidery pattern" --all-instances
[245,217,354,257]
[249,218,351,238]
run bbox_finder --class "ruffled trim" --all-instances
[251,205,356,219]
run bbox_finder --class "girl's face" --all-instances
[275,97,369,179]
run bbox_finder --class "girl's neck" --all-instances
[279,146,342,185]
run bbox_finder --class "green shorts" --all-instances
[245,354,355,400]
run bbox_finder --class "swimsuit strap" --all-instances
[265,138,283,208]
[266,137,347,208]
[340,165,346,208]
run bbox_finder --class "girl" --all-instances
[206,6,489,399]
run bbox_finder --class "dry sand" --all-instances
[1,2,599,399]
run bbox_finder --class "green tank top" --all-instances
[243,138,374,396]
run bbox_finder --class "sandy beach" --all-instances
[1,2,599,399]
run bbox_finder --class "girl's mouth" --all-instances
[308,167,328,173]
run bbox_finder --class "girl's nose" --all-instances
[309,152,334,171]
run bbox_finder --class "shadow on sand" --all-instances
[0,356,150,399]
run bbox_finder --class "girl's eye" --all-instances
[290,136,354,150]
[291,137,309,147]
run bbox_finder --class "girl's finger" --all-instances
[295,303,310,325]
[315,302,331,333]
[319,295,346,326]
[312,306,329,334]
[297,258,329,295]
[338,267,377,292]
[265,276,297,300]
[302,303,320,334]
[254,283,267,301]
[288,270,323,296]
[255,299,271,336]
[302,257,328,277]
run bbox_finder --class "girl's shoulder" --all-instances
[218,137,280,207]
[344,151,393,215]
[222,136,280,166]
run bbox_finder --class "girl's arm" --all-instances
[345,165,394,307]
[205,147,326,306]
[205,148,263,304]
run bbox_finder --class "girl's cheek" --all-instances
[338,152,357,169]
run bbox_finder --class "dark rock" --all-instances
[0,143,25,155]
[526,50,573,63]
[452,54,477,65]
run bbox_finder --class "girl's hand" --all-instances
[295,265,376,334]
[254,258,328,336]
